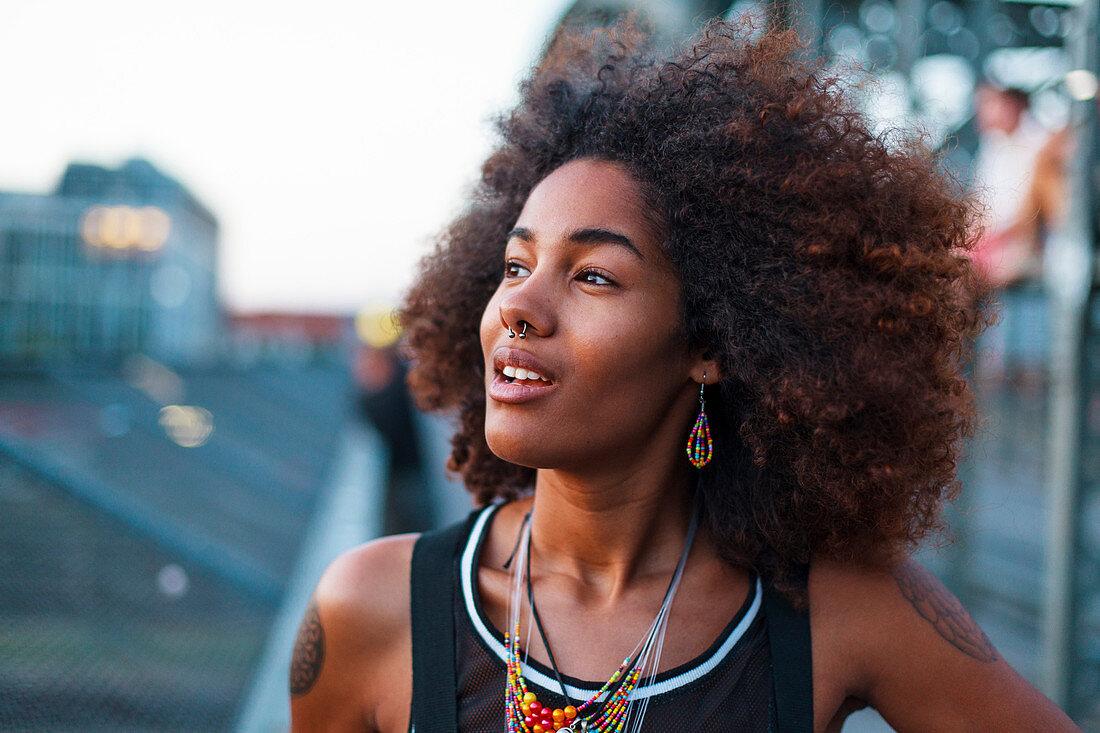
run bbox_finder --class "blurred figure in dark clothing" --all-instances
[353,312,436,534]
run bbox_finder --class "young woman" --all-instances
[290,20,1080,732]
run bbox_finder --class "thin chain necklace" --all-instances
[504,496,700,733]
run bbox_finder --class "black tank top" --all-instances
[408,505,813,732]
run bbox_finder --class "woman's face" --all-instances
[479,158,703,471]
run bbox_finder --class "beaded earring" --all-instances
[686,377,713,469]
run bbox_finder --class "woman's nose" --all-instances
[498,273,554,339]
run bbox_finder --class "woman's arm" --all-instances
[290,535,418,733]
[810,557,1080,732]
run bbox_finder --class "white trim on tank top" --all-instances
[460,503,763,702]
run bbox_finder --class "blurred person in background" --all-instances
[353,311,435,534]
[1019,99,1080,295]
[968,81,1055,391]
[1022,125,1073,246]
[291,19,1079,733]
[969,81,1050,290]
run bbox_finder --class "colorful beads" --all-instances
[505,624,636,733]
[686,407,713,468]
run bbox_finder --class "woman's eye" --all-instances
[578,269,613,286]
[504,261,530,278]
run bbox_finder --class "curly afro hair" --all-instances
[401,18,991,587]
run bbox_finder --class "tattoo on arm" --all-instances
[290,599,326,696]
[892,562,998,663]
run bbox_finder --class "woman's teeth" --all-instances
[502,365,548,382]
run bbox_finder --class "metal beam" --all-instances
[1040,0,1099,712]
[893,0,925,75]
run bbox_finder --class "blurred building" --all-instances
[0,160,368,729]
[0,158,219,367]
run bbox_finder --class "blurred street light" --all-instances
[1065,67,1099,99]
[158,405,214,448]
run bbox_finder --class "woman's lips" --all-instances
[492,346,555,382]
[488,370,557,404]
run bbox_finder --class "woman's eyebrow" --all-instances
[506,226,643,260]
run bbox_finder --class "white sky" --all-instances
[0,0,572,313]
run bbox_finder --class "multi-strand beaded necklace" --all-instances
[505,628,640,732]
[504,499,700,733]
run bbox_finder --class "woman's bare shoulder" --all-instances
[290,534,419,733]
[807,556,1078,732]
[314,533,419,635]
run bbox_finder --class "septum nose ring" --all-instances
[507,321,528,339]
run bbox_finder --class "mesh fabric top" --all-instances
[450,505,777,732]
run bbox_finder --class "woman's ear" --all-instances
[690,348,722,385]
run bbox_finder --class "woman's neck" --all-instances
[526,461,696,601]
